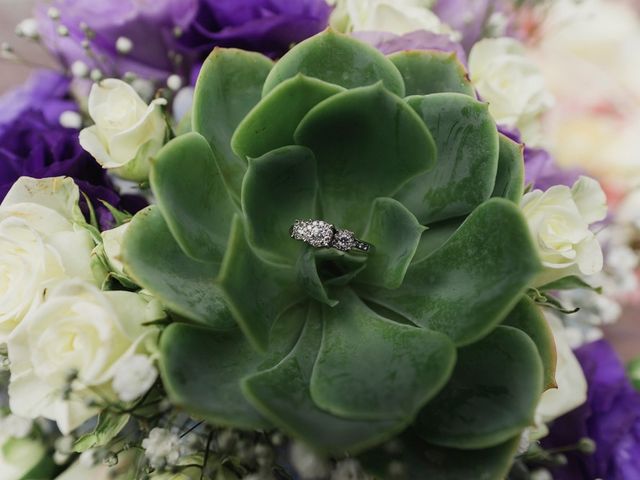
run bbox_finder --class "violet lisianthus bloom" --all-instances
[353,29,467,64]
[35,0,200,82]
[432,0,516,52]
[543,339,640,480]
[0,70,75,135]
[0,109,145,230]
[177,0,332,59]
[499,126,582,190]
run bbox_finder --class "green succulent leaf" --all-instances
[389,50,474,97]
[297,247,338,306]
[295,83,436,232]
[504,296,557,390]
[241,146,318,264]
[232,75,345,159]
[122,206,234,329]
[358,197,427,289]
[150,132,236,263]
[492,133,525,203]
[262,29,405,97]
[415,326,543,449]
[310,289,456,420]
[243,305,404,454]
[219,217,304,351]
[411,217,462,264]
[361,432,521,480]
[396,93,499,224]
[161,326,265,429]
[192,48,273,202]
[160,305,305,430]
[359,199,541,346]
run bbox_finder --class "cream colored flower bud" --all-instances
[79,79,167,181]
[521,176,607,286]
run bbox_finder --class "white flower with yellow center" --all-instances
[79,78,167,181]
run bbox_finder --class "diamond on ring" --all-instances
[290,220,373,253]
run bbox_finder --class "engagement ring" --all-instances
[289,220,373,253]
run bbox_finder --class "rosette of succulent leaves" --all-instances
[121,30,556,479]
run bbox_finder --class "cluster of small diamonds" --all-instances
[331,229,356,251]
[290,220,335,248]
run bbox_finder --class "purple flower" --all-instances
[432,0,516,52]
[0,70,76,135]
[353,30,467,65]
[35,0,200,81]
[543,340,640,480]
[0,101,144,230]
[499,126,582,190]
[177,0,332,59]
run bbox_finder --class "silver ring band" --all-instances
[290,220,373,253]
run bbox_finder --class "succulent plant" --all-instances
[122,30,556,477]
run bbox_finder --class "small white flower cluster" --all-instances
[142,427,195,470]
[289,442,373,480]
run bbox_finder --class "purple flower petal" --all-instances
[543,340,640,480]
[353,30,467,65]
[499,125,582,190]
[0,74,146,230]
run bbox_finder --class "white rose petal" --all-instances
[521,176,607,286]
[332,0,456,38]
[101,222,130,275]
[79,79,167,181]
[469,38,554,146]
[534,314,587,436]
[7,279,157,434]
[112,354,158,402]
[570,176,607,224]
[0,177,95,340]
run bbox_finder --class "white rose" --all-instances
[112,354,158,402]
[469,37,554,146]
[101,222,130,275]
[79,79,167,182]
[331,0,455,37]
[0,177,95,340]
[521,176,607,286]
[7,279,158,434]
[533,313,587,438]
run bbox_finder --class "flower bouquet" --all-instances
[0,1,638,479]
